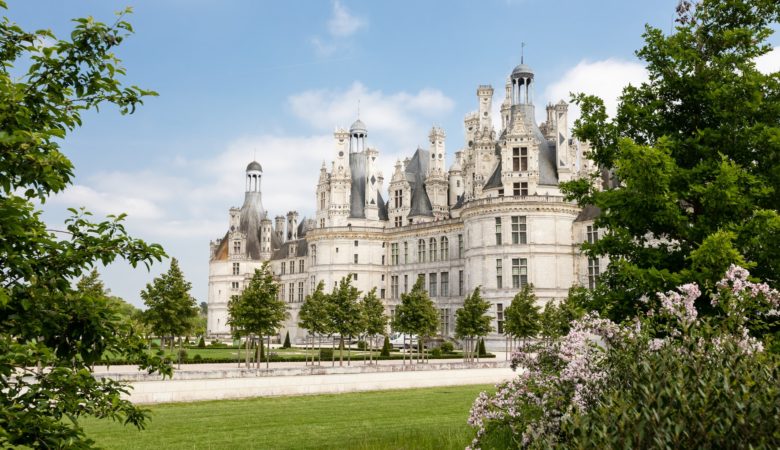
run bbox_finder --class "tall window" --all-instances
[310,275,315,293]
[288,282,294,303]
[441,272,449,297]
[496,259,503,289]
[231,281,239,290]
[521,182,528,196]
[391,275,399,299]
[394,189,403,208]
[511,216,527,244]
[512,258,528,288]
[512,147,520,171]
[394,216,402,227]
[233,240,241,254]
[586,225,599,244]
[497,303,504,334]
[418,239,426,263]
[299,259,305,273]
[281,262,286,275]
[391,243,399,265]
[458,234,464,258]
[279,284,285,301]
[310,245,316,264]
[429,273,437,297]
[429,238,437,262]
[404,274,409,293]
[320,191,326,209]
[232,262,240,275]
[353,254,358,264]
[458,270,464,296]
[495,217,503,245]
[441,236,449,260]
[290,261,295,274]
[298,282,304,302]
[588,258,600,289]
[521,147,528,170]
[404,241,409,263]
[512,147,528,171]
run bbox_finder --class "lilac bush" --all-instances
[467,266,780,449]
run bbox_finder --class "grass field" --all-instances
[82,384,493,449]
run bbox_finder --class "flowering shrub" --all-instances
[468,266,780,449]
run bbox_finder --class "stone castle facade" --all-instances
[207,60,604,346]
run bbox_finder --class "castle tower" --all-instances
[554,100,574,182]
[329,128,351,226]
[448,151,464,207]
[274,215,286,243]
[287,211,299,241]
[477,85,494,132]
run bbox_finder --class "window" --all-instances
[521,182,528,196]
[441,272,449,297]
[232,262,240,275]
[429,238,437,262]
[441,236,449,260]
[299,259,304,273]
[497,303,504,334]
[394,216,402,227]
[391,275,399,299]
[391,243,399,265]
[320,218,325,228]
[233,240,241,254]
[440,308,451,335]
[382,255,385,265]
[380,289,386,299]
[588,258,600,289]
[495,217,503,245]
[281,262,286,275]
[496,259,503,289]
[512,258,528,289]
[394,189,403,208]
[513,182,521,196]
[311,245,316,264]
[586,225,599,244]
[512,147,528,172]
[310,275,315,293]
[404,274,409,293]
[288,282,294,303]
[354,254,358,264]
[459,270,464,296]
[458,234,464,258]
[289,244,296,257]
[418,239,426,262]
[511,216,527,244]
[279,284,285,301]
[352,273,358,281]
[498,188,504,197]
[320,191,326,209]
[429,273,437,297]
[521,147,528,171]
[231,281,239,290]
[404,241,409,263]
[354,240,359,247]
[298,282,304,302]
[512,147,520,171]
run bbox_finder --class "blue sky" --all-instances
[8,0,779,307]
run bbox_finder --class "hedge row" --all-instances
[96,352,494,366]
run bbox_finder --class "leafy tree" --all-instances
[298,280,332,365]
[395,277,440,363]
[76,269,143,332]
[327,276,363,366]
[562,0,780,322]
[199,301,208,316]
[227,263,287,369]
[360,287,388,364]
[0,4,168,447]
[504,284,541,348]
[141,258,198,367]
[455,287,493,363]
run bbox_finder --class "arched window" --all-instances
[441,236,449,260]
[418,239,426,263]
[429,238,437,262]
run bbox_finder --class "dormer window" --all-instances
[233,241,241,254]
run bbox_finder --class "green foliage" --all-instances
[228,262,288,340]
[298,280,332,337]
[562,0,780,321]
[394,277,439,339]
[503,284,541,342]
[282,331,291,349]
[361,287,388,337]
[380,335,391,357]
[197,336,205,348]
[356,340,367,351]
[477,338,487,357]
[455,287,493,339]
[430,348,442,358]
[192,354,202,363]
[440,341,454,353]
[141,258,198,343]
[0,4,169,447]
[319,348,333,360]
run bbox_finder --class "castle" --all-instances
[207,60,604,347]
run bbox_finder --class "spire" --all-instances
[521,41,525,64]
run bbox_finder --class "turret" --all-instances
[477,85,493,132]
[275,215,286,243]
[287,211,299,241]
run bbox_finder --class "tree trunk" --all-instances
[331,337,335,367]
[339,336,344,367]
[266,335,270,369]
[245,336,250,369]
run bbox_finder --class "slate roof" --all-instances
[406,148,434,217]
[238,191,268,260]
[484,160,503,190]
[574,205,601,222]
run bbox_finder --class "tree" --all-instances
[455,287,493,363]
[282,331,291,349]
[504,284,541,351]
[395,277,439,364]
[327,276,363,366]
[227,263,288,369]
[141,258,198,367]
[562,0,780,322]
[360,287,388,364]
[0,4,168,447]
[76,269,143,334]
[298,280,332,365]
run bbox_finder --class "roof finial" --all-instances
[357,99,361,119]
[521,41,525,64]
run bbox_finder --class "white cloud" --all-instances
[543,58,648,123]
[756,46,780,74]
[327,1,367,37]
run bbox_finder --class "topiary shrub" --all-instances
[177,348,188,361]
[282,331,291,349]
[193,354,202,362]
[197,336,205,348]
[431,348,442,358]
[440,341,454,353]
[477,338,487,357]
[356,340,367,351]
[380,336,391,357]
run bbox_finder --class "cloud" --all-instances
[311,1,368,57]
[543,58,648,123]
[327,1,367,37]
[756,46,780,74]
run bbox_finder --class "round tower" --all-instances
[349,119,367,153]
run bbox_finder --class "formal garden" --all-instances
[1,0,779,448]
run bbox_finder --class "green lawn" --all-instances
[82,384,493,449]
